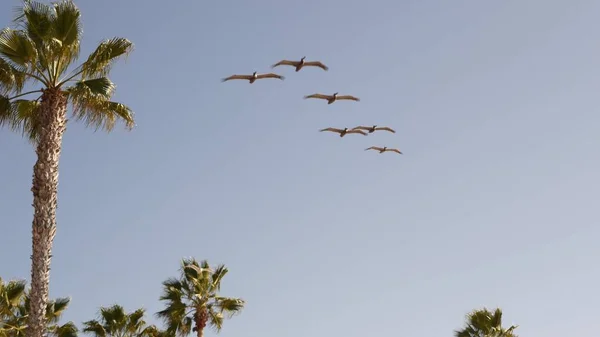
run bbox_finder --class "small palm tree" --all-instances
[0,2,134,337]
[82,305,160,337]
[454,308,518,337]
[0,278,77,337]
[157,259,245,337]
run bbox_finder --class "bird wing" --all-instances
[271,60,299,68]
[256,73,285,80]
[319,127,343,133]
[375,127,396,133]
[352,126,371,131]
[388,148,403,154]
[365,146,383,151]
[347,129,367,135]
[303,61,329,71]
[304,93,331,100]
[222,74,253,82]
[336,95,360,101]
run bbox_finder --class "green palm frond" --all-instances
[0,57,25,93]
[67,79,133,131]
[11,98,41,143]
[49,321,78,337]
[210,266,227,292]
[81,320,106,337]
[45,297,70,324]
[80,38,132,80]
[206,306,223,332]
[0,28,38,68]
[213,298,244,317]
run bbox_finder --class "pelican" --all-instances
[304,92,360,104]
[319,127,367,137]
[222,71,284,84]
[352,125,396,134]
[365,146,402,154]
[271,56,329,72]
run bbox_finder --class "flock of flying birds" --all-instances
[221,56,403,155]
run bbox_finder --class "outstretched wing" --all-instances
[256,73,285,80]
[375,126,396,133]
[319,127,343,133]
[347,130,367,136]
[352,126,372,131]
[365,146,384,151]
[336,95,360,101]
[272,60,299,68]
[388,148,403,154]
[303,61,329,71]
[304,93,331,100]
[222,74,253,82]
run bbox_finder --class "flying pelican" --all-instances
[320,127,368,137]
[304,92,360,104]
[222,71,284,84]
[352,125,396,134]
[365,146,402,154]
[271,57,329,72]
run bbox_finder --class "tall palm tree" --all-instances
[0,278,78,337]
[454,308,519,337]
[157,259,245,337]
[82,305,160,337]
[0,2,134,337]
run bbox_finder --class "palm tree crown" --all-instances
[0,278,77,337]
[454,308,518,337]
[156,259,245,337]
[0,0,134,141]
[82,305,160,337]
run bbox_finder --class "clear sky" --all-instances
[1,0,600,336]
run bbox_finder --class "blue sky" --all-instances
[1,0,600,336]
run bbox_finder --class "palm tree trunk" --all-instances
[194,310,208,337]
[28,88,67,337]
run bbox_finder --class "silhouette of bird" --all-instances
[352,125,395,134]
[271,56,329,72]
[365,146,402,154]
[320,127,367,137]
[222,71,284,84]
[304,92,360,104]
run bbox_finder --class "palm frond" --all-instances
[80,37,132,79]
[2,279,27,308]
[0,95,11,127]
[0,28,38,68]
[68,80,134,131]
[210,265,228,292]
[10,98,42,143]
[49,321,78,337]
[50,0,81,78]
[0,56,26,93]
[81,320,106,337]
[18,1,54,46]
[206,306,224,332]
[126,308,147,335]
[213,297,244,317]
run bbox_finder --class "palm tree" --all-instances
[0,278,27,337]
[157,259,245,337]
[0,2,134,337]
[0,278,78,337]
[454,308,519,337]
[82,305,160,337]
